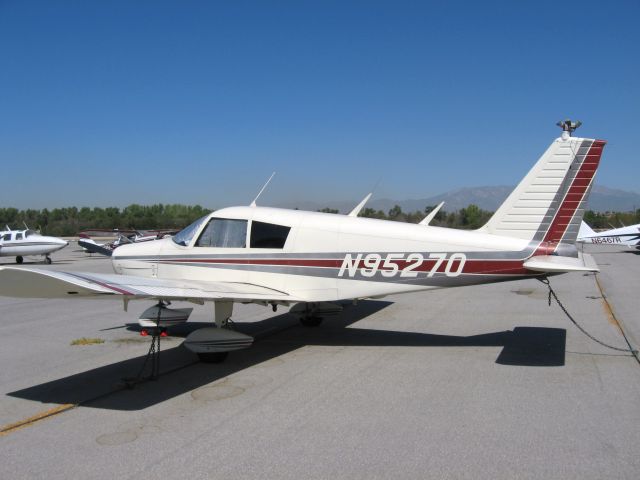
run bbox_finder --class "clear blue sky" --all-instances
[1,0,639,209]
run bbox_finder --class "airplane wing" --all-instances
[0,267,296,303]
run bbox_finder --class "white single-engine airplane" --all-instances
[0,122,606,362]
[577,221,640,248]
[0,226,68,264]
[78,230,169,257]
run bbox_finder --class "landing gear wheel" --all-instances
[16,256,23,264]
[300,316,323,327]
[197,352,229,363]
[45,256,52,265]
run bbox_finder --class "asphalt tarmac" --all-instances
[1,244,639,479]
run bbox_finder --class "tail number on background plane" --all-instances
[591,237,621,244]
[338,253,466,278]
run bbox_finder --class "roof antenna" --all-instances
[347,177,383,217]
[556,119,582,140]
[251,172,276,207]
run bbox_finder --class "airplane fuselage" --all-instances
[111,206,549,303]
[578,225,640,248]
[0,230,68,260]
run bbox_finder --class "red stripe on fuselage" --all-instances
[158,257,531,276]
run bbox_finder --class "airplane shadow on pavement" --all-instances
[8,300,565,411]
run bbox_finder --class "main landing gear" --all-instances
[291,302,343,327]
[14,255,52,265]
[182,301,254,363]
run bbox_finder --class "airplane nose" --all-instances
[46,237,69,249]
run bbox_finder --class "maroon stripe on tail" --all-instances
[541,140,606,245]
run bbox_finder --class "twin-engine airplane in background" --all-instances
[577,221,640,248]
[0,226,68,264]
[0,121,606,362]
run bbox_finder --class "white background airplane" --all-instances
[0,227,68,264]
[0,125,606,362]
[577,221,640,248]
[78,230,175,256]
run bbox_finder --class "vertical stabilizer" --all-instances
[577,221,597,240]
[480,136,605,246]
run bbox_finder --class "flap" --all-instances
[0,267,295,302]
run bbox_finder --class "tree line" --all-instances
[1,203,638,237]
[318,204,493,229]
[319,204,493,229]
[320,205,640,230]
[0,204,211,236]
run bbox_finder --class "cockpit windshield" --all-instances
[172,215,208,246]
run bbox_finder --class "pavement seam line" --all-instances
[0,403,77,437]
[594,273,640,366]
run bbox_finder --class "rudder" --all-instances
[480,136,606,248]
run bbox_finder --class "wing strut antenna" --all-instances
[419,201,445,226]
[348,193,372,217]
[250,172,276,207]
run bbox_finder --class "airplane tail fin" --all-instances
[480,136,606,248]
[578,221,597,240]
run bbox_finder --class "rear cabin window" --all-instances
[250,221,290,249]
[196,218,247,248]
[16,233,23,240]
[2,233,11,241]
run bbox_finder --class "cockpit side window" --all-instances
[250,221,291,249]
[196,218,247,248]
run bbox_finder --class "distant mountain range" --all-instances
[277,185,640,214]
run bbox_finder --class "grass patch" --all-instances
[70,337,105,346]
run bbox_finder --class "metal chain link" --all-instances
[124,305,163,388]
[539,277,638,354]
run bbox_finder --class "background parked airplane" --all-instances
[577,221,640,248]
[78,229,177,256]
[0,226,68,264]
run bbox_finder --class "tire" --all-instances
[197,352,229,363]
[300,316,323,327]
[16,256,23,264]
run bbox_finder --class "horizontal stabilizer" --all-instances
[78,239,113,256]
[523,252,598,273]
